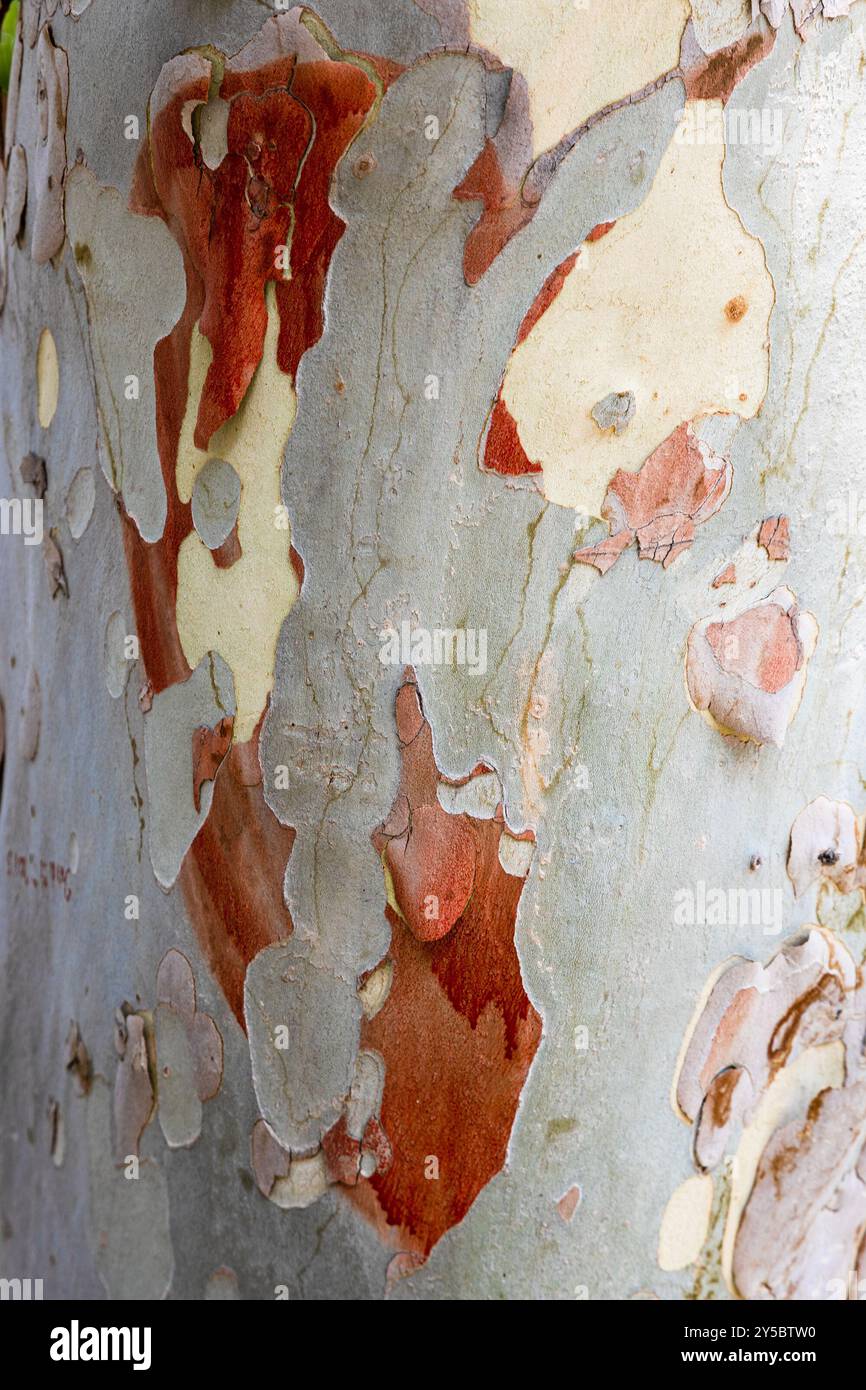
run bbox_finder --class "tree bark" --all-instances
[1,0,866,1302]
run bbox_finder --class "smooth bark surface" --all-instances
[1,0,865,1301]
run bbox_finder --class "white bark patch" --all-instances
[269,1151,330,1210]
[498,831,536,878]
[437,769,501,818]
[733,1081,866,1300]
[722,1042,845,1293]
[657,1173,714,1271]
[357,960,393,1020]
[787,795,865,898]
[690,0,752,54]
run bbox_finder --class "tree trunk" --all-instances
[2,0,866,1303]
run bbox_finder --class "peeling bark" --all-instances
[2,0,866,1304]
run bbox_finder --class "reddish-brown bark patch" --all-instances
[586,220,616,242]
[212,523,242,570]
[573,423,732,573]
[180,720,295,1030]
[134,41,386,449]
[483,396,542,476]
[516,252,579,344]
[192,716,234,813]
[557,1185,581,1222]
[758,515,790,561]
[343,671,542,1256]
[453,137,538,286]
[122,27,398,1028]
[705,603,802,694]
[322,1114,393,1187]
[683,25,776,103]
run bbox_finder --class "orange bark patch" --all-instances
[586,220,616,242]
[725,294,748,323]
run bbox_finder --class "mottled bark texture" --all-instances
[1,0,866,1300]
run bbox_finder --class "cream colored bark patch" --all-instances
[658,1173,714,1270]
[722,1041,845,1295]
[501,105,773,516]
[36,327,59,428]
[467,0,690,158]
[175,284,299,742]
[689,0,751,54]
